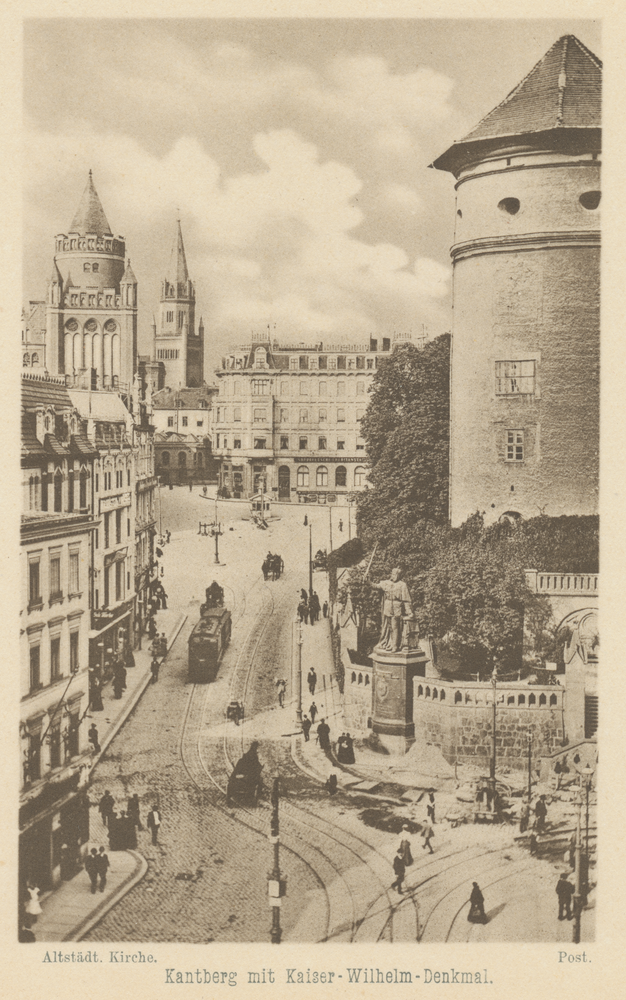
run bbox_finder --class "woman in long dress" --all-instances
[24,884,42,925]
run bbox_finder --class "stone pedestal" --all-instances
[371,644,427,755]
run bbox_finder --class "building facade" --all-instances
[22,301,46,371]
[152,222,204,389]
[46,171,138,396]
[433,35,601,526]
[20,373,100,894]
[152,386,218,485]
[214,333,419,502]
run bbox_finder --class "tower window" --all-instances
[92,262,99,272]
[579,191,601,210]
[506,430,524,462]
[498,197,520,215]
[495,360,535,395]
[83,263,91,272]
[166,311,174,322]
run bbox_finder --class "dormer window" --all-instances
[255,348,267,369]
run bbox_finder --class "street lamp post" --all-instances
[527,729,533,802]
[308,522,313,598]
[293,617,303,728]
[211,522,223,564]
[268,777,286,943]
[329,505,333,553]
[490,665,498,781]
[572,783,583,944]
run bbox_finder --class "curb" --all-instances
[65,851,149,942]
[90,613,188,767]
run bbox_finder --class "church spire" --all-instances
[69,170,114,237]
[168,219,189,285]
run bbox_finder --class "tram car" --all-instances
[226,742,263,807]
[188,600,232,683]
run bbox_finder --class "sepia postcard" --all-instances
[2,3,625,999]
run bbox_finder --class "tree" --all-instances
[357,335,450,546]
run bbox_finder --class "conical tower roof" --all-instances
[122,258,138,284]
[69,170,114,236]
[433,35,601,175]
[168,220,189,285]
[50,257,63,284]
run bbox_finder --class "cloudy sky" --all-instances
[23,18,601,375]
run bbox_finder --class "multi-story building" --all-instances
[22,301,46,371]
[131,390,158,639]
[213,332,420,502]
[20,373,99,894]
[152,386,217,485]
[432,35,600,525]
[152,221,204,389]
[46,171,138,396]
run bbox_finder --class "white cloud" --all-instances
[382,183,424,213]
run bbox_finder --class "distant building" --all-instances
[152,222,204,389]
[433,35,601,525]
[46,171,138,396]
[214,332,421,502]
[152,385,218,485]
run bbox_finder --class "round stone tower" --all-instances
[433,35,601,525]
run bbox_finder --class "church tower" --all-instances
[154,221,204,388]
[433,35,600,526]
[46,171,138,391]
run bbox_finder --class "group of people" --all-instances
[519,794,549,847]
[98,790,163,849]
[262,552,284,581]
[336,732,355,765]
[84,847,110,894]
[297,590,326,624]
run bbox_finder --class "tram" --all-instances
[188,604,232,683]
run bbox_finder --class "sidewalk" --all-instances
[33,607,187,942]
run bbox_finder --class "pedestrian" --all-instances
[262,559,269,581]
[398,825,413,868]
[310,592,321,623]
[519,798,530,834]
[343,733,355,765]
[112,673,124,699]
[166,530,171,543]
[301,715,311,742]
[317,718,331,752]
[24,884,42,924]
[391,850,406,893]
[325,773,338,795]
[85,848,99,894]
[147,617,157,640]
[276,678,286,708]
[189,481,193,492]
[147,804,162,845]
[98,789,115,827]
[309,701,318,724]
[160,588,168,610]
[96,847,110,893]
[300,588,308,603]
[307,668,317,696]
[529,831,538,856]
[88,723,101,754]
[468,882,486,923]
[427,791,436,824]
[556,872,574,920]
[304,514,308,526]
[338,519,343,532]
[90,678,104,712]
[150,656,160,683]
[120,810,137,849]
[421,819,435,854]
[128,793,143,831]
[159,633,167,657]
[322,601,328,618]
[534,795,548,834]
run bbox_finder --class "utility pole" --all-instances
[527,729,532,802]
[212,522,223,564]
[268,777,286,943]
[329,505,333,553]
[293,617,303,727]
[572,782,583,944]
[490,664,498,781]
[308,521,313,598]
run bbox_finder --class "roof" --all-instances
[433,35,601,175]
[122,259,137,284]
[169,220,189,285]
[69,170,114,237]
[152,386,215,409]
[68,388,131,424]
[22,375,74,411]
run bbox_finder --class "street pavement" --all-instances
[34,488,595,943]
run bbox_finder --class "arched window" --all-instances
[549,693,557,706]
[440,688,446,701]
[455,690,462,703]
[418,685,423,697]
[54,469,63,512]
[433,688,438,699]
[335,465,347,487]
[297,466,309,488]
[23,353,30,366]
[31,353,39,365]
[364,675,369,685]
[161,451,170,467]
[425,687,430,698]
[507,695,515,705]
[529,693,536,706]
[92,262,99,272]
[354,466,366,487]
[316,466,328,487]
[351,672,356,684]
[539,693,547,706]
[83,262,91,271]
[178,452,187,467]
[358,673,363,684]
[518,694,526,705]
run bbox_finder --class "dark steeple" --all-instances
[168,219,189,286]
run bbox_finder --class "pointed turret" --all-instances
[69,170,114,236]
[169,220,189,285]
[433,35,601,175]
[121,258,138,285]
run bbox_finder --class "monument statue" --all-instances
[371,568,414,652]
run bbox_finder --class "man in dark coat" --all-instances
[96,847,110,893]
[147,805,162,846]
[534,795,548,834]
[307,668,317,695]
[98,790,115,827]
[317,718,331,753]
[88,723,101,753]
[391,849,406,893]
[301,715,312,742]
[309,701,318,724]
[85,848,99,894]
[151,656,160,683]
[556,873,574,920]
